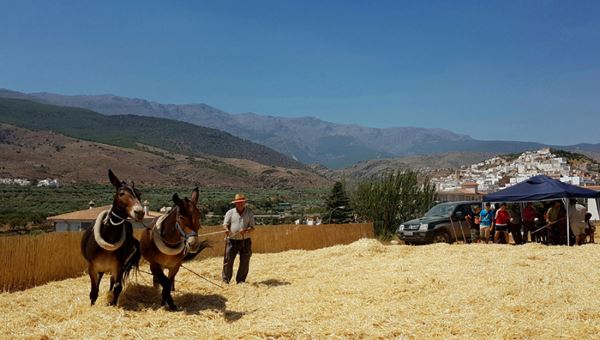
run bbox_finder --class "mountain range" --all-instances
[0,97,303,169]
[1,88,599,168]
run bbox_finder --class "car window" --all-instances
[455,205,470,216]
[455,203,482,216]
[468,203,481,214]
[425,203,456,217]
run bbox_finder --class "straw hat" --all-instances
[231,193,247,204]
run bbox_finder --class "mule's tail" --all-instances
[123,238,141,282]
[182,239,212,262]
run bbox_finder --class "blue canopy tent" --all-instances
[483,175,600,245]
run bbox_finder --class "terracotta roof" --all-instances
[47,205,162,222]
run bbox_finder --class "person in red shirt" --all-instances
[494,203,511,244]
[522,202,538,243]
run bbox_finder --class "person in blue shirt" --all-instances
[479,202,495,244]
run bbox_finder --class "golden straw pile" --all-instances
[2,239,600,338]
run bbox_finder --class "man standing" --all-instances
[222,193,255,284]
[522,202,537,243]
[466,205,481,243]
[568,199,587,246]
[508,204,523,245]
[546,201,562,245]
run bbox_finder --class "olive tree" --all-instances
[351,170,436,238]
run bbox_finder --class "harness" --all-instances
[106,210,127,226]
[94,209,127,251]
[152,208,198,256]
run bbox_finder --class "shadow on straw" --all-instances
[119,283,242,319]
[250,279,291,287]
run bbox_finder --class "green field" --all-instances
[0,185,329,230]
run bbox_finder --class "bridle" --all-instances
[105,183,140,226]
[156,206,200,255]
[107,210,127,225]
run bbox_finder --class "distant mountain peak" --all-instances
[1,88,598,169]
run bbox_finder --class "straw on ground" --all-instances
[1,239,600,338]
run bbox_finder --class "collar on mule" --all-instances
[152,209,199,256]
[94,209,126,251]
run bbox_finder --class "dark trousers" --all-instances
[522,221,534,243]
[509,222,523,245]
[222,238,252,284]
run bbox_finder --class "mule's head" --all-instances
[108,169,144,222]
[173,187,202,251]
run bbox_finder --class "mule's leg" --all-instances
[168,265,181,292]
[88,265,100,305]
[152,269,160,288]
[109,269,124,306]
[109,276,115,291]
[151,262,176,311]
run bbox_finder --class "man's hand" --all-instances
[240,227,254,236]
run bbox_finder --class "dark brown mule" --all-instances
[140,187,209,310]
[80,169,143,306]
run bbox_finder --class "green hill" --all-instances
[0,98,304,169]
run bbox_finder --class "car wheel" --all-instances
[432,231,450,244]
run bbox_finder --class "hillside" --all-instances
[332,152,497,179]
[0,124,330,189]
[0,98,304,169]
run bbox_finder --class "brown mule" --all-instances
[80,169,143,306]
[140,187,210,310]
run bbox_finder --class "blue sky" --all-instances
[1,0,599,144]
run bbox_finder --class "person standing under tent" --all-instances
[479,203,494,244]
[508,204,523,244]
[494,203,510,244]
[585,212,595,243]
[466,205,482,243]
[546,201,562,245]
[522,202,537,243]
[568,199,588,246]
[222,193,255,284]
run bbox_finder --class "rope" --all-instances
[531,218,565,234]
[198,230,228,237]
[181,264,224,289]
[136,266,223,289]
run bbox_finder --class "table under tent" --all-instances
[483,175,600,246]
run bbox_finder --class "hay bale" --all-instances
[1,239,600,338]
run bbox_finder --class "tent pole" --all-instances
[564,198,570,246]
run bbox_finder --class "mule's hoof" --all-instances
[167,304,178,311]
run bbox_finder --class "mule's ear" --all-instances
[108,169,121,188]
[191,187,199,205]
[173,193,183,207]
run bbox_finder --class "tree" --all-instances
[325,181,352,223]
[351,170,436,238]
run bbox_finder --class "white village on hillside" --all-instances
[432,148,599,196]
